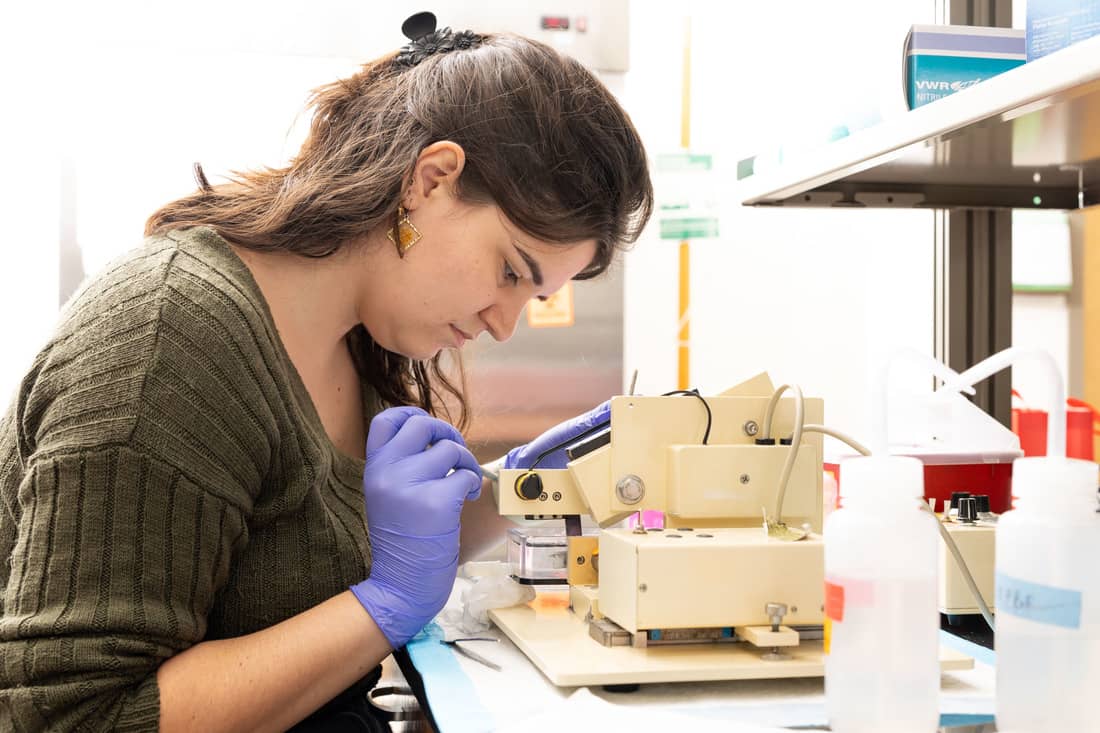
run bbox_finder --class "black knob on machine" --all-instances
[514,471,544,501]
[958,496,978,523]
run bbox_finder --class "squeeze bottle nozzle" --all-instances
[939,347,1065,458]
[872,348,974,456]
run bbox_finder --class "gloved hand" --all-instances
[351,406,482,648]
[502,400,611,470]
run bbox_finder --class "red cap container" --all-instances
[826,448,1020,514]
[1011,403,1095,461]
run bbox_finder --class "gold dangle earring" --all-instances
[388,205,422,257]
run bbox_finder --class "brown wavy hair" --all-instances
[146,31,654,431]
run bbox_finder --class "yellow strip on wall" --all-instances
[678,241,690,389]
[677,16,692,391]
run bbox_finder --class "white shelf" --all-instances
[738,35,1100,210]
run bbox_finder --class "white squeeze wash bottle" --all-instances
[942,347,1100,732]
[824,454,940,732]
[995,457,1099,731]
[822,348,972,731]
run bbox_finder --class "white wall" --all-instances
[0,13,61,406]
[1,0,1076,433]
[1010,210,1073,405]
[0,124,60,407]
[67,50,363,278]
[622,1,938,458]
[3,1,388,405]
[0,0,549,402]
[1012,294,1070,405]
[1,0,643,415]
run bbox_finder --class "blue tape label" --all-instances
[996,573,1082,629]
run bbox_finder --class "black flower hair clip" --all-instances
[395,11,483,67]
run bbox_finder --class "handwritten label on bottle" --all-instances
[996,573,1082,629]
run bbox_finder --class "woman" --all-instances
[0,15,652,732]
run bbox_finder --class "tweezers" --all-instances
[444,639,502,671]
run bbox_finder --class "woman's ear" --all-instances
[404,141,466,210]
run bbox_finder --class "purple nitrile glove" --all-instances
[502,400,611,470]
[350,406,482,648]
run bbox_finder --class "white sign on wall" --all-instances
[1012,210,1072,292]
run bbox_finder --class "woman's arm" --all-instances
[164,407,479,731]
[158,592,390,733]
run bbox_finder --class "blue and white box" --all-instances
[904,25,1026,110]
[1027,0,1100,61]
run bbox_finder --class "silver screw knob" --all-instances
[765,602,787,631]
[615,474,645,505]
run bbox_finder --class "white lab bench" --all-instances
[395,579,996,733]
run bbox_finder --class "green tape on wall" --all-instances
[660,217,719,240]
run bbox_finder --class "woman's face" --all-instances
[358,195,597,361]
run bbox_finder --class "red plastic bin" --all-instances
[1011,401,1095,461]
[826,450,1018,514]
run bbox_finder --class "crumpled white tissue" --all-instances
[439,562,535,636]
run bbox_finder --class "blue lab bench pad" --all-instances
[940,713,997,728]
[939,628,996,667]
[786,713,996,730]
[405,622,495,733]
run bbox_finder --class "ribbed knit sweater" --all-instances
[0,227,382,730]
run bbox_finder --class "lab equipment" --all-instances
[826,451,1018,516]
[823,350,1003,625]
[862,347,1021,512]
[507,526,573,584]
[938,521,996,619]
[824,456,940,733]
[486,373,974,686]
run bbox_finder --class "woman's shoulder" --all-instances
[28,228,286,434]
[18,227,286,479]
[55,227,278,366]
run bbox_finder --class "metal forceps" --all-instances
[443,637,501,671]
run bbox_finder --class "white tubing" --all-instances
[939,347,1065,458]
[773,385,805,522]
[763,384,792,440]
[873,348,975,456]
[803,424,872,457]
[920,504,996,632]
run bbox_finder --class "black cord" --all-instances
[529,419,612,469]
[661,388,712,444]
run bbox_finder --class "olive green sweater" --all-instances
[0,227,381,730]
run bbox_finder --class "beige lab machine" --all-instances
[489,374,972,686]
